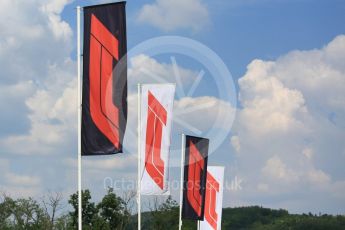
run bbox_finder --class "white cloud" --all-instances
[231,135,241,153]
[137,0,209,32]
[0,159,9,170]
[230,35,345,213]
[0,0,74,141]
[174,96,234,133]
[84,157,134,171]
[1,186,42,198]
[0,75,77,155]
[302,147,313,159]
[0,158,42,198]
[0,81,35,136]
[257,183,269,192]
[0,0,75,199]
[65,154,137,171]
[307,169,331,185]
[128,54,198,92]
[0,0,76,155]
[40,0,73,41]
[262,155,299,183]
[5,173,41,186]
[238,59,308,135]
[0,0,73,84]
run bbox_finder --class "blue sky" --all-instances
[62,0,345,79]
[0,0,345,216]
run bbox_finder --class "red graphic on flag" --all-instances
[89,14,120,148]
[145,91,167,189]
[204,172,220,230]
[186,141,205,216]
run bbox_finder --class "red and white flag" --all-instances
[200,166,225,230]
[139,84,175,195]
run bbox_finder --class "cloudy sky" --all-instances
[0,0,344,215]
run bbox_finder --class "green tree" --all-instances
[42,191,64,229]
[97,187,127,229]
[54,214,74,230]
[0,195,14,230]
[147,196,179,230]
[10,197,49,229]
[69,189,97,229]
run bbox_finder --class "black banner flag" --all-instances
[182,135,209,220]
[81,2,127,155]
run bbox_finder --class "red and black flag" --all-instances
[182,135,209,220]
[81,2,127,155]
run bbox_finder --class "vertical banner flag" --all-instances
[200,166,225,230]
[81,2,127,155]
[140,84,175,195]
[182,136,209,220]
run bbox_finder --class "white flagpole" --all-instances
[197,220,200,230]
[179,134,186,230]
[137,84,142,230]
[77,5,82,230]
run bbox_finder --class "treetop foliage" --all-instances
[1,190,344,229]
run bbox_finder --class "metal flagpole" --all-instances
[137,84,142,230]
[197,220,200,230]
[179,134,186,230]
[77,6,82,230]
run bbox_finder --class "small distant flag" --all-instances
[200,166,225,230]
[81,2,127,155]
[139,84,175,195]
[182,135,209,220]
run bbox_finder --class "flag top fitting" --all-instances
[83,1,126,9]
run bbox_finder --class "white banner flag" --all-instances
[200,166,225,230]
[139,84,175,195]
